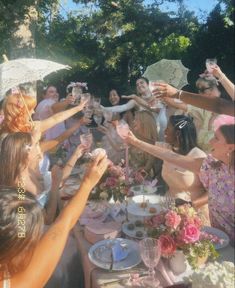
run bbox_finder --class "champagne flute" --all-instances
[206,58,217,73]
[81,93,91,107]
[103,110,113,126]
[149,80,165,108]
[80,130,93,157]
[93,97,101,108]
[72,86,82,104]
[93,109,103,126]
[116,119,130,139]
[139,238,161,287]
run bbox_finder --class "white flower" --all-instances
[186,261,235,288]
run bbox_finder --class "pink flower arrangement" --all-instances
[146,205,218,268]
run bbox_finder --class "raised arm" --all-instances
[10,152,108,288]
[101,99,136,113]
[51,94,76,113]
[212,65,235,100]
[40,117,91,153]
[61,144,86,181]
[126,131,203,174]
[39,99,87,134]
[153,83,234,116]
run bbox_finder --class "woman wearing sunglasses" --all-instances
[163,74,221,152]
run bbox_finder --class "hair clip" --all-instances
[11,87,20,95]
[24,144,32,151]
[175,120,188,129]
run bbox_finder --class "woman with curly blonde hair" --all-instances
[0,90,87,138]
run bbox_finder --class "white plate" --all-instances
[201,226,230,249]
[122,221,147,239]
[130,185,157,195]
[88,238,141,270]
[127,202,161,217]
[131,195,162,204]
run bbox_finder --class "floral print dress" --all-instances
[199,155,235,244]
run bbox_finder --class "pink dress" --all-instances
[199,155,235,244]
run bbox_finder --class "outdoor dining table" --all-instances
[73,222,235,288]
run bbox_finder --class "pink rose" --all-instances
[159,235,176,257]
[165,211,181,230]
[180,223,200,244]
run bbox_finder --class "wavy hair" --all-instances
[0,132,32,186]
[0,187,43,279]
[133,110,158,144]
[0,93,36,134]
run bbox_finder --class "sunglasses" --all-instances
[198,86,212,93]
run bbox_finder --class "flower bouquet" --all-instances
[89,161,157,202]
[146,205,219,269]
[89,161,128,202]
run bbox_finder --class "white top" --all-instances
[34,98,65,140]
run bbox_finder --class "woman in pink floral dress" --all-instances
[124,116,235,244]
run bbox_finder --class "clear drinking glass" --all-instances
[80,130,93,156]
[80,93,91,107]
[139,238,161,287]
[103,111,113,126]
[93,109,103,125]
[116,120,130,139]
[206,58,217,73]
[93,97,101,108]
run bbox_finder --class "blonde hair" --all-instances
[133,110,158,144]
[0,93,36,134]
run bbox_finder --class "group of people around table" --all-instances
[0,62,234,288]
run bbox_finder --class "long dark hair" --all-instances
[169,115,197,155]
[0,187,44,279]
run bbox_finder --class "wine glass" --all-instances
[81,93,91,107]
[149,80,165,108]
[93,109,103,126]
[139,238,161,287]
[93,97,101,108]
[72,86,82,104]
[80,130,93,157]
[103,110,113,126]
[116,120,130,139]
[206,58,217,73]
[84,106,93,119]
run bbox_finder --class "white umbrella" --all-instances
[143,59,189,89]
[0,58,71,100]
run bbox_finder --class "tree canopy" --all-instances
[0,0,234,98]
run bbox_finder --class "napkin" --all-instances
[111,241,129,262]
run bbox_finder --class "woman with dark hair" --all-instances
[154,115,209,222]
[0,151,108,287]
[124,117,235,244]
[102,78,167,141]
